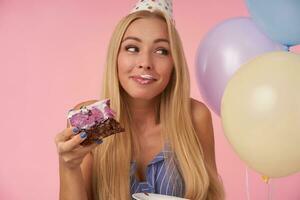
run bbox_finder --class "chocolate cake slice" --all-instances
[67,99,125,146]
[80,117,125,145]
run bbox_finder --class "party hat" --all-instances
[130,0,174,22]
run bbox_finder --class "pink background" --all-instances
[1,0,299,199]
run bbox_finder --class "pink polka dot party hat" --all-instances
[130,0,174,22]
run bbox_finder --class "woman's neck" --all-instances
[127,96,160,133]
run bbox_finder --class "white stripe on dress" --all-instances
[159,159,172,193]
[131,179,136,191]
[134,182,140,193]
[172,170,179,196]
[155,160,166,184]
[166,163,176,194]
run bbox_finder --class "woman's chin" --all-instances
[130,94,155,101]
[126,92,159,101]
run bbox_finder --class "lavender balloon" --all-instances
[195,17,286,116]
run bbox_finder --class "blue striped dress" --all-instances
[130,143,185,197]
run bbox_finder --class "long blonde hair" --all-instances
[92,10,225,200]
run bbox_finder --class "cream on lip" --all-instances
[130,74,157,80]
[130,76,156,85]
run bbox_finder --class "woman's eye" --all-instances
[156,48,169,55]
[125,46,139,53]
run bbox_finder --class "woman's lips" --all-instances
[131,76,156,85]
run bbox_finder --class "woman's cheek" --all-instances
[118,55,134,72]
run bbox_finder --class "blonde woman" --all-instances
[55,1,225,200]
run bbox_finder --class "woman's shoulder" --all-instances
[190,98,211,120]
[189,98,217,171]
[189,97,213,134]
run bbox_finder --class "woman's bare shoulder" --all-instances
[190,98,210,117]
[189,97,213,137]
[190,97,217,171]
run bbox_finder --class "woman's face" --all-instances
[117,17,174,101]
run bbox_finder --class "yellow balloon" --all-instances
[221,51,300,178]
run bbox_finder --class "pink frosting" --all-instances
[68,99,116,129]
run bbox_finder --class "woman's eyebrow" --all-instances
[122,36,141,42]
[154,38,169,44]
[122,36,169,44]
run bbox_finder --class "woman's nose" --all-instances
[138,65,151,70]
[136,52,153,70]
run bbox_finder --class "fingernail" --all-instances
[80,132,87,139]
[72,127,80,134]
[94,139,103,144]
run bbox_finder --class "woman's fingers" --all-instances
[55,116,102,169]
[57,131,88,154]
[55,126,81,144]
[76,142,99,155]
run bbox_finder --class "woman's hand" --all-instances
[55,126,100,170]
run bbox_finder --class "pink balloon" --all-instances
[195,17,286,116]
